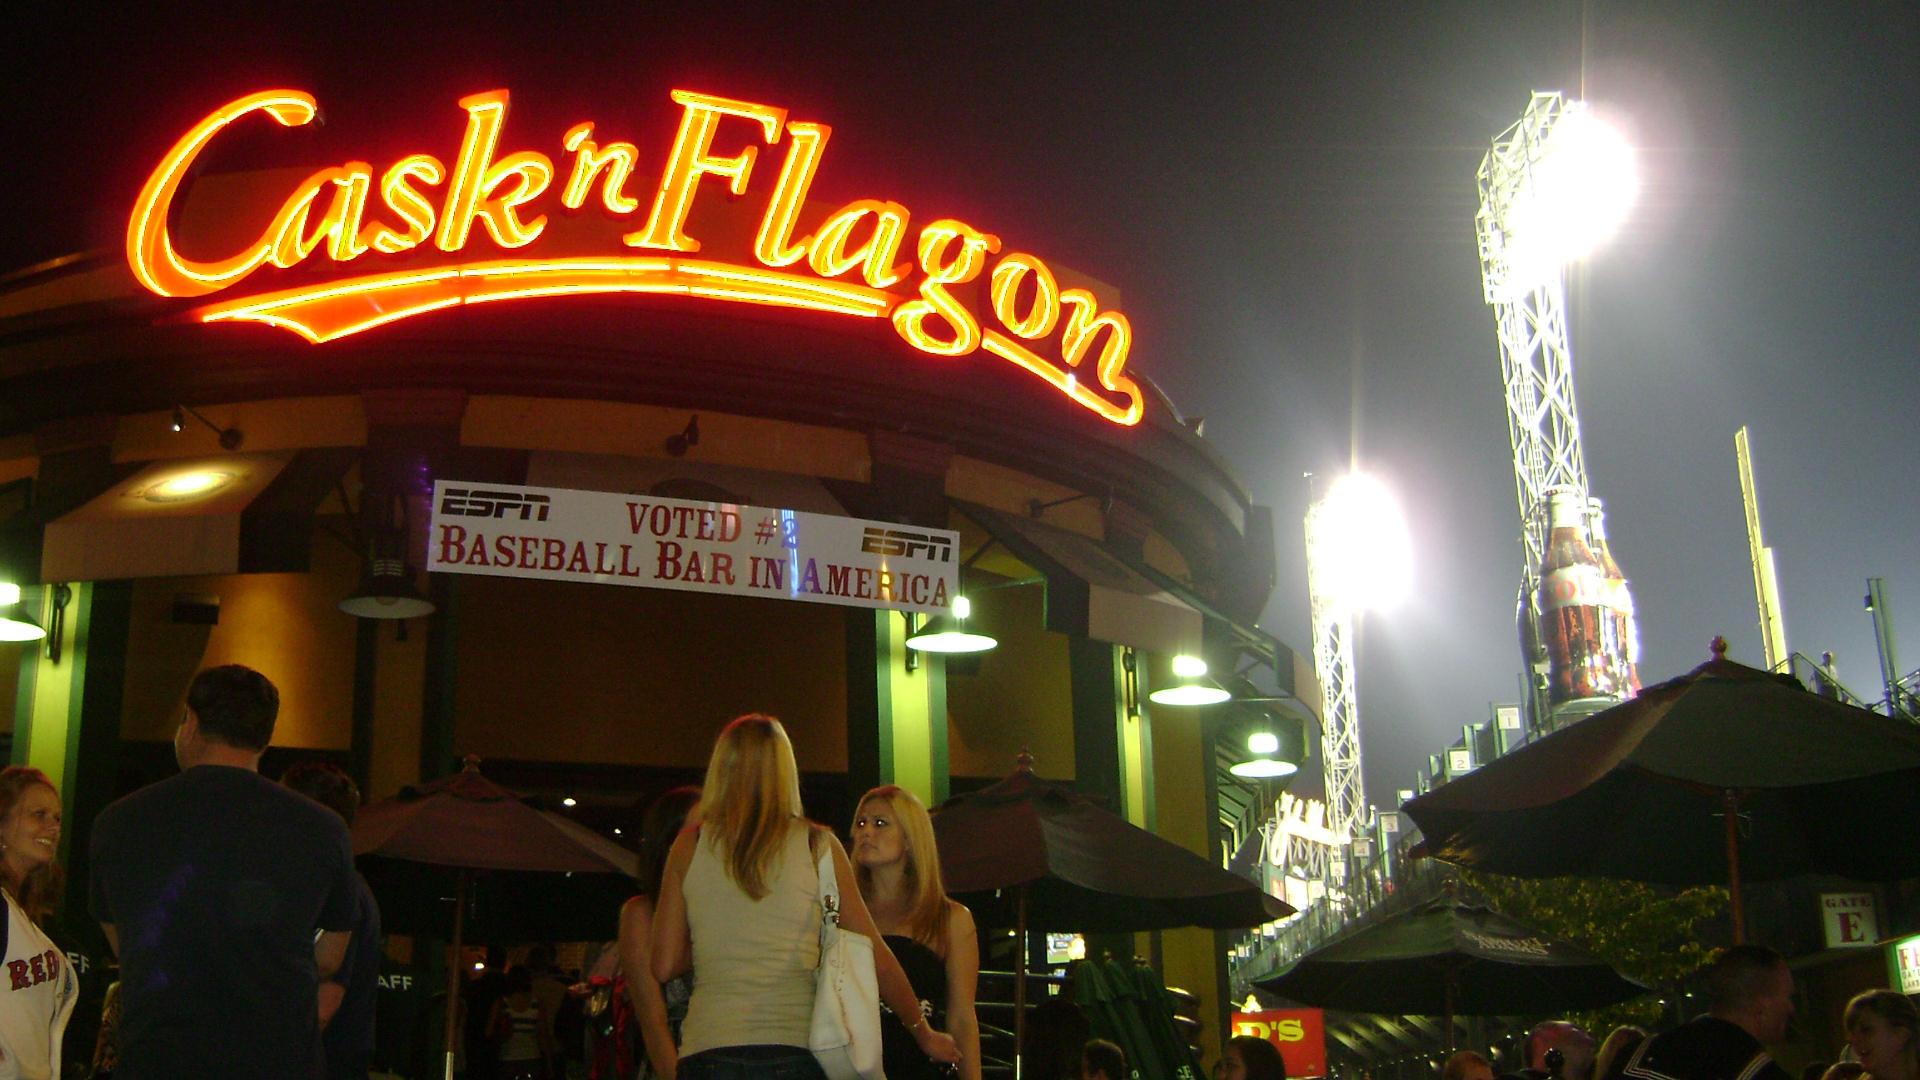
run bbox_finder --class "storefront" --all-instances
[0,82,1312,1071]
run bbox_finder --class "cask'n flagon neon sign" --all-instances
[128,89,1144,426]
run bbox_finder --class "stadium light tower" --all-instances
[1475,92,1638,723]
[1305,472,1411,841]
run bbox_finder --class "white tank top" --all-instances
[679,822,820,1056]
[0,889,77,1080]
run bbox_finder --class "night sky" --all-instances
[6,4,1916,805]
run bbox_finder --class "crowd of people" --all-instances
[1436,947,1919,1080]
[3,664,1918,1080]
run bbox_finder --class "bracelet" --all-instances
[909,1016,931,1034]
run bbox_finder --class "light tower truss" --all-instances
[1305,498,1364,844]
[1475,91,1595,578]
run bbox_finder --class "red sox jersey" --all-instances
[0,888,77,1080]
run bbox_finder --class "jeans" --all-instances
[679,1045,827,1080]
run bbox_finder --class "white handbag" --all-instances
[809,834,887,1080]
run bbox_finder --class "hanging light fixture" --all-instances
[339,557,435,619]
[1229,756,1300,780]
[1230,719,1301,779]
[0,582,46,643]
[1148,653,1231,706]
[340,489,435,620]
[904,595,997,654]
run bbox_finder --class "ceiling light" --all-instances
[903,619,998,654]
[1229,759,1300,780]
[129,468,240,504]
[905,595,997,654]
[0,583,46,643]
[1148,682,1232,707]
[1171,654,1209,679]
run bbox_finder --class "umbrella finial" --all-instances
[1015,748,1034,773]
[461,754,483,773]
[1710,636,1728,660]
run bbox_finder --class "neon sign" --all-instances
[127,89,1144,426]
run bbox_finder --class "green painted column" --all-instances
[9,581,131,935]
[846,608,949,808]
[1070,639,1160,969]
[1069,639,1155,826]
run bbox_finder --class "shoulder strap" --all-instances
[809,825,841,920]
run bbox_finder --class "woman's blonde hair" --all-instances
[854,785,951,954]
[698,714,806,899]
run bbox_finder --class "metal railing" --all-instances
[1227,851,1449,999]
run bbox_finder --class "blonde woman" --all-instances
[851,785,982,1080]
[653,715,961,1080]
[0,766,78,1080]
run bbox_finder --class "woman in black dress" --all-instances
[852,785,981,1080]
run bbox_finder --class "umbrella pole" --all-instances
[1444,968,1456,1053]
[1722,789,1747,944]
[1014,886,1028,1080]
[444,869,469,1080]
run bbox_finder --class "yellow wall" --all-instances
[120,529,360,748]
[18,585,83,787]
[450,574,849,771]
[944,583,1074,781]
[1,644,20,738]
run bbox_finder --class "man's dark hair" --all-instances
[186,664,280,750]
[1083,1038,1126,1080]
[1704,944,1787,1012]
[282,760,360,825]
[1229,1035,1290,1080]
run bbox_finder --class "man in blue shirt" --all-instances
[90,665,358,1080]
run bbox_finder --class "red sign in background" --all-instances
[1231,1009,1328,1078]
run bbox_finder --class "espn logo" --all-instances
[439,488,552,522]
[860,527,954,562]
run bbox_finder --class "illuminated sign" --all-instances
[1231,1009,1327,1078]
[128,88,1144,426]
[1890,934,1920,995]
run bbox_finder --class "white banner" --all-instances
[427,481,958,614]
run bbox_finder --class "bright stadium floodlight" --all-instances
[1306,473,1412,618]
[1501,107,1637,287]
[1305,471,1411,841]
[1478,94,1639,304]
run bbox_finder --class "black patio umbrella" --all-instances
[934,754,1293,1062]
[353,757,639,1080]
[1254,896,1648,1048]
[1404,638,1920,942]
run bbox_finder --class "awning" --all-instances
[956,502,1204,657]
[39,449,353,582]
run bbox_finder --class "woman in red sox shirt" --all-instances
[0,767,78,1080]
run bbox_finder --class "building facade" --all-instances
[0,81,1313,1072]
